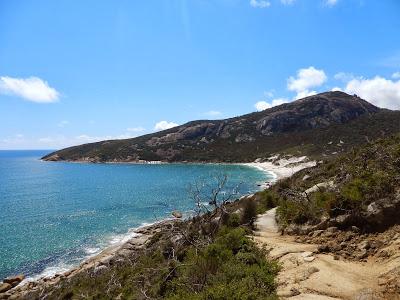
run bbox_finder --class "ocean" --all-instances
[0,150,272,280]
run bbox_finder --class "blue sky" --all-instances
[1,0,400,149]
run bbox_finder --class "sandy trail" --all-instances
[254,209,384,300]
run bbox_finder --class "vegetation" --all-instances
[32,219,278,300]
[164,227,279,300]
[274,134,400,231]
[241,199,258,227]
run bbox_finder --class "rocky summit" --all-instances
[42,91,398,163]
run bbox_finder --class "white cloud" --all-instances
[127,127,146,132]
[250,0,271,8]
[344,76,400,109]
[392,72,400,79]
[0,76,59,103]
[203,110,222,118]
[154,121,179,131]
[255,101,270,111]
[324,0,338,7]
[281,0,295,5]
[255,98,288,111]
[331,87,343,92]
[58,120,69,127]
[287,66,327,99]
[294,90,317,99]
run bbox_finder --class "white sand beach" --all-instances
[244,156,317,182]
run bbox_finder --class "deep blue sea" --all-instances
[0,150,271,280]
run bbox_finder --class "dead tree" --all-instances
[188,173,242,238]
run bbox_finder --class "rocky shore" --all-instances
[0,219,180,300]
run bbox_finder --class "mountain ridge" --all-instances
[42,91,400,163]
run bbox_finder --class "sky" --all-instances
[1,0,400,149]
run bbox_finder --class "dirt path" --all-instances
[253,209,396,300]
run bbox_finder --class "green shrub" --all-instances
[226,213,241,227]
[341,178,363,203]
[256,190,278,214]
[241,199,258,227]
[165,226,279,300]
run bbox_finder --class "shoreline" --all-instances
[4,155,316,298]
[10,219,180,298]
[41,156,316,182]
[22,220,162,283]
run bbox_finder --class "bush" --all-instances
[277,198,310,225]
[241,199,258,227]
[165,226,279,300]
[256,190,279,214]
[341,178,363,203]
[226,213,241,227]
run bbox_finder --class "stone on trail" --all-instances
[301,251,314,258]
[303,256,316,262]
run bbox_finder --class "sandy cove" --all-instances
[243,155,317,182]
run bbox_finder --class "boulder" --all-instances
[0,283,12,293]
[93,265,108,274]
[357,249,368,260]
[311,230,324,237]
[326,226,338,233]
[277,288,301,297]
[332,214,351,227]
[304,180,335,195]
[235,134,255,143]
[358,240,370,250]
[303,256,316,262]
[317,244,329,253]
[301,251,314,258]
[171,211,182,218]
[3,274,24,286]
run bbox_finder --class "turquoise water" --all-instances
[0,150,271,280]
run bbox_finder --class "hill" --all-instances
[42,91,400,163]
